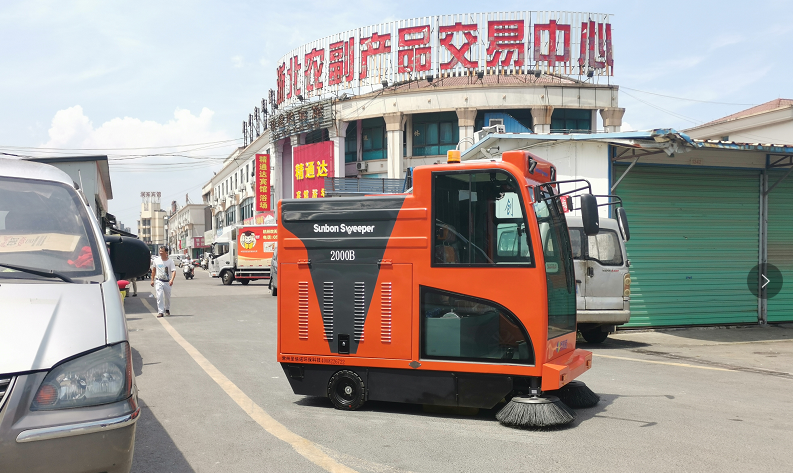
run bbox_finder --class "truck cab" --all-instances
[567,216,631,343]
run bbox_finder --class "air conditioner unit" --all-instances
[473,124,506,144]
[488,118,504,127]
[356,161,368,172]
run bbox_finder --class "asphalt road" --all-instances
[126,269,793,473]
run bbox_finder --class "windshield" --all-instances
[534,193,576,339]
[587,229,624,266]
[0,176,103,282]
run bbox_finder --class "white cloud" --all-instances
[231,55,244,68]
[43,105,229,150]
[41,106,235,231]
[621,121,636,132]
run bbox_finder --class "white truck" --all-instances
[208,224,277,285]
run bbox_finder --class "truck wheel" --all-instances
[581,328,609,344]
[327,370,365,410]
[221,271,234,286]
[240,279,250,285]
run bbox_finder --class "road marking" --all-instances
[593,353,732,371]
[140,298,358,473]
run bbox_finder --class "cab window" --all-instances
[432,171,533,266]
[587,230,623,266]
[421,287,534,364]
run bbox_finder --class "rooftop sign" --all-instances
[274,11,614,108]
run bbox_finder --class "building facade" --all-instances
[138,192,166,247]
[167,203,209,259]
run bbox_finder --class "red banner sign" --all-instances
[293,142,333,199]
[255,154,271,211]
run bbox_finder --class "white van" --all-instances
[567,215,631,343]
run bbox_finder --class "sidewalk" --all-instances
[588,323,793,378]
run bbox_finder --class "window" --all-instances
[361,118,386,161]
[587,230,623,266]
[421,287,534,364]
[568,228,583,259]
[240,197,254,221]
[345,121,358,163]
[534,194,576,338]
[550,109,592,133]
[433,171,533,266]
[413,112,458,156]
[225,207,235,226]
[305,128,329,144]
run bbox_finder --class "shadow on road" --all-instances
[130,398,195,473]
[294,390,616,430]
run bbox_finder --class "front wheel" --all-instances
[221,271,234,286]
[327,370,365,410]
[581,328,609,344]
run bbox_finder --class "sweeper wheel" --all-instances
[496,395,576,428]
[552,380,600,409]
[328,370,366,410]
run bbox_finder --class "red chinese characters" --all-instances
[304,48,325,93]
[439,22,478,70]
[533,20,571,68]
[486,20,525,68]
[359,33,391,79]
[328,38,355,85]
[397,25,431,73]
[579,21,613,71]
[286,56,302,100]
[276,63,286,105]
[255,154,270,211]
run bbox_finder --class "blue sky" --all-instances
[1,0,790,229]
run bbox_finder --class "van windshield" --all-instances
[534,193,576,339]
[0,176,102,281]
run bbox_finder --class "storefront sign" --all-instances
[293,142,333,199]
[255,154,271,211]
[238,225,278,264]
[275,11,613,107]
[193,237,208,248]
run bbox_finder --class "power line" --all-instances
[620,87,758,106]
[0,138,242,152]
[621,90,703,125]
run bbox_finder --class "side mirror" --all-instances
[104,236,152,279]
[580,194,600,236]
[616,207,631,241]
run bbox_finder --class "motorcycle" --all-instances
[183,263,194,279]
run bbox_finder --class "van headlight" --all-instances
[32,342,133,410]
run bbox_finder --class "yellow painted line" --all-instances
[140,298,357,473]
[593,353,732,372]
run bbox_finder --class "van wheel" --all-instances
[221,271,234,285]
[271,285,277,296]
[240,279,250,285]
[581,328,609,344]
[328,370,365,410]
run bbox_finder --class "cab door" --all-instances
[584,229,628,309]
[569,227,586,311]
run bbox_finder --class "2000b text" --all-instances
[330,250,356,261]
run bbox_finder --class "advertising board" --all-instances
[237,225,278,268]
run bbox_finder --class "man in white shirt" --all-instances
[150,246,176,317]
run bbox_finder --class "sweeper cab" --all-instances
[277,150,609,427]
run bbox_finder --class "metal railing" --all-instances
[324,177,406,196]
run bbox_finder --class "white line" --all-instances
[140,298,358,473]
[593,353,733,371]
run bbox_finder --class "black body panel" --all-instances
[281,364,514,409]
[281,196,407,354]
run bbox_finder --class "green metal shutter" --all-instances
[766,170,793,322]
[615,166,759,327]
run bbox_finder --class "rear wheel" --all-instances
[328,370,365,410]
[240,279,250,285]
[581,328,609,344]
[221,271,234,285]
[271,285,277,296]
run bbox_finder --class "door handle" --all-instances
[587,267,594,277]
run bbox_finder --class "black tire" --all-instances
[581,328,609,344]
[327,370,365,410]
[271,285,277,296]
[221,271,234,285]
[240,279,250,285]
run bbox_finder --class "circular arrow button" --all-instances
[748,264,783,299]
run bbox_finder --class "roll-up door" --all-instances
[766,170,793,323]
[615,166,760,327]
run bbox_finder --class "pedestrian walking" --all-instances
[150,246,176,317]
